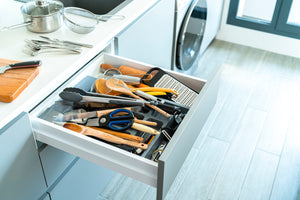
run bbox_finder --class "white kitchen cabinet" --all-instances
[29,53,220,200]
[39,145,76,186]
[0,112,46,200]
[116,0,175,69]
[42,194,51,200]
[49,158,115,200]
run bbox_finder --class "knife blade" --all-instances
[0,60,42,74]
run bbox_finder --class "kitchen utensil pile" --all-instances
[50,63,197,160]
[24,36,93,56]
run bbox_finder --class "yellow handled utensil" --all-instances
[130,87,178,96]
[105,78,171,118]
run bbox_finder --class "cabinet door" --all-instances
[42,193,51,200]
[0,112,46,200]
[50,158,115,200]
[117,0,175,69]
[39,145,76,185]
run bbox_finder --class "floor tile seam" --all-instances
[206,135,232,200]
[234,106,268,200]
[267,116,295,200]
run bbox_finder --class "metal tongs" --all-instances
[59,87,149,107]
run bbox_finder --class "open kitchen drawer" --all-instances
[30,53,220,200]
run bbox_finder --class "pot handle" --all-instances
[0,21,31,32]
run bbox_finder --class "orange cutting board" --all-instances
[0,58,40,103]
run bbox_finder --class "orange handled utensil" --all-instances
[63,123,148,150]
[88,126,144,143]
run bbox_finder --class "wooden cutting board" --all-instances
[0,58,40,103]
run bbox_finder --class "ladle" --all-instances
[106,79,171,118]
[63,123,148,150]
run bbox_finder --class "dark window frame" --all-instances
[227,0,300,39]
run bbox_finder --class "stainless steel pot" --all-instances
[21,0,63,33]
[0,0,63,33]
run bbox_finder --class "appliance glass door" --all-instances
[176,0,207,71]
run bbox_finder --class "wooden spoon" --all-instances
[94,78,121,95]
[63,123,148,150]
[106,78,171,118]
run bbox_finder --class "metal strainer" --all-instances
[63,7,125,34]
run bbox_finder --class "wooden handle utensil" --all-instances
[63,123,148,150]
[134,118,157,126]
[100,63,118,71]
[88,126,144,143]
[131,123,160,135]
[119,65,148,78]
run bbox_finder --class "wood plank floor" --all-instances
[98,40,300,200]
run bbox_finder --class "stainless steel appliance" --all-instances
[173,0,207,72]
[173,0,223,75]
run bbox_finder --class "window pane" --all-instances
[287,0,300,26]
[237,0,277,23]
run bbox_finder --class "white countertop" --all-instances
[0,0,159,129]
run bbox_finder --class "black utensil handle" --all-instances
[109,99,144,106]
[9,60,42,69]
